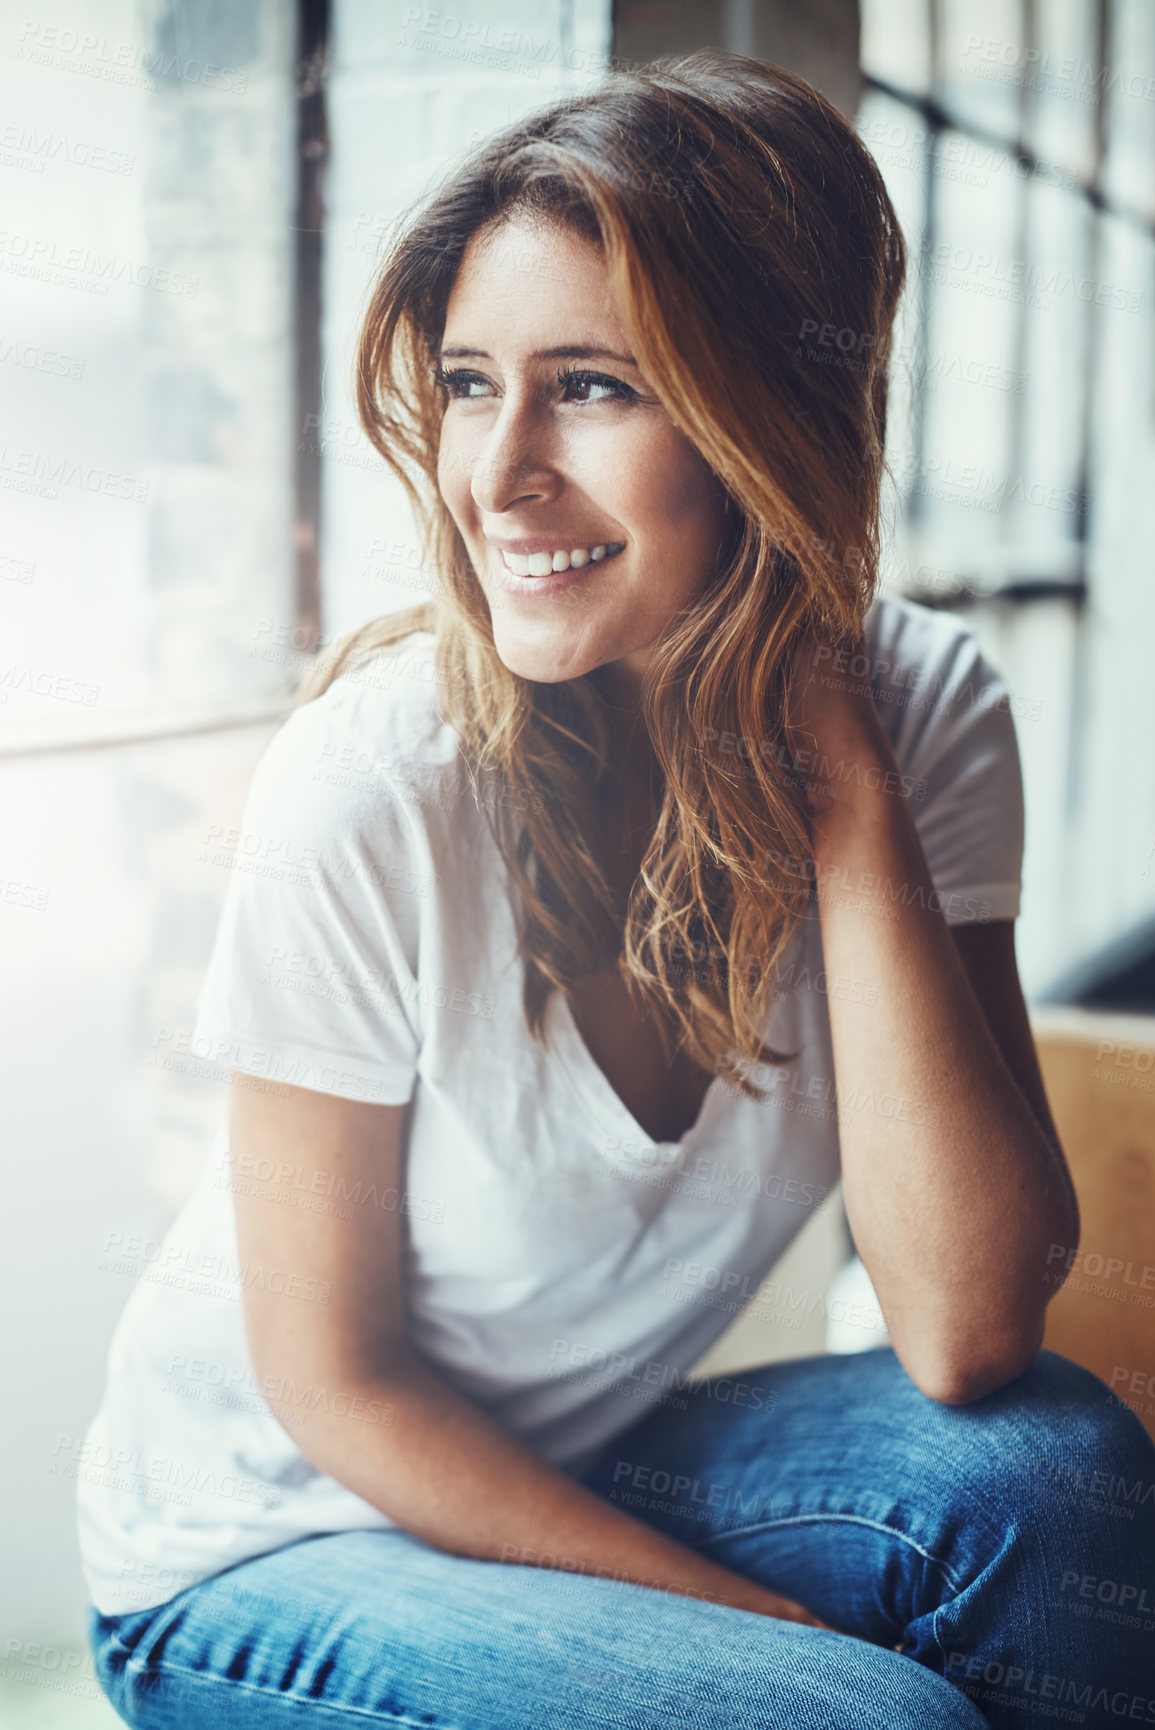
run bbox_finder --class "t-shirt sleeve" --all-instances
[878,607,1025,926]
[192,698,428,1103]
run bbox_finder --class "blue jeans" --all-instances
[87,1348,1155,1728]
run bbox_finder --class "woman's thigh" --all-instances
[89,1524,986,1729]
[579,1346,1155,1727]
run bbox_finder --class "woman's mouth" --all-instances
[500,542,626,577]
[493,541,626,598]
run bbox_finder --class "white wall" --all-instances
[0,0,296,1652]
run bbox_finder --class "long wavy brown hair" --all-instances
[298,48,906,1098]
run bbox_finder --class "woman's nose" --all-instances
[468,400,561,516]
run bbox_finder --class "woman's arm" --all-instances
[227,1077,839,1632]
[790,648,1080,1406]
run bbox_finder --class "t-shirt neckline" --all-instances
[546,986,725,1163]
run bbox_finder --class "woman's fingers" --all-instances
[754,1589,878,1644]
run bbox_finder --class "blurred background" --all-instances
[2,0,1154,1720]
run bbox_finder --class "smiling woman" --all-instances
[312,48,908,1103]
[434,220,730,672]
[79,46,1155,1730]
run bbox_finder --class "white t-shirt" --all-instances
[76,595,1025,1615]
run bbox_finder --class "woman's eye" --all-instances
[433,364,636,405]
[433,366,490,400]
[556,366,636,404]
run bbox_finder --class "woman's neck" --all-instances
[594,684,658,784]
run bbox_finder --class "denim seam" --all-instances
[929,1527,1019,1677]
[931,1599,954,1674]
[695,1511,968,1595]
[121,1653,463,1727]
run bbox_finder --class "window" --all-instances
[859,0,1155,992]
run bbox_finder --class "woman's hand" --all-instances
[785,630,898,822]
[729,1580,865,1640]
[737,1582,908,1649]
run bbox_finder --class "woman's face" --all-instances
[436,214,732,696]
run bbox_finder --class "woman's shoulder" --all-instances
[277,629,456,775]
[294,626,453,757]
[243,629,465,848]
[863,592,1019,750]
[865,592,993,690]
[863,595,1024,919]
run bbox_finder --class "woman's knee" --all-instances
[993,1348,1155,1469]
[902,1345,1148,1454]
[733,1633,990,1730]
[853,1345,1152,1523]
[914,1348,1155,1545]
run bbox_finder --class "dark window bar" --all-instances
[293,0,332,655]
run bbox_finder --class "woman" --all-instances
[80,49,1155,1729]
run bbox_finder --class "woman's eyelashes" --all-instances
[433,363,639,406]
[431,364,488,399]
[553,364,638,404]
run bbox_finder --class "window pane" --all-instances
[939,0,1026,138]
[0,0,296,1639]
[856,89,931,592]
[1,1,297,746]
[1071,208,1155,961]
[1101,0,1155,220]
[1014,179,1091,557]
[860,0,933,94]
[907,130,1021,568]
[1021,0,1099,183]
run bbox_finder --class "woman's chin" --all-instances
[490,628,599,687]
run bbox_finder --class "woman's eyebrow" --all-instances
[438,343,640,367]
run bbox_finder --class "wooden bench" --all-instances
[1032,1007,1155,1441]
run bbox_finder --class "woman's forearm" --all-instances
[810,764,1077,1402]
[269,1343,833,1628]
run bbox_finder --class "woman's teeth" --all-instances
[502,543,625,577]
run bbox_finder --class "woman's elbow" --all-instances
[908,1318,1047,1407]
